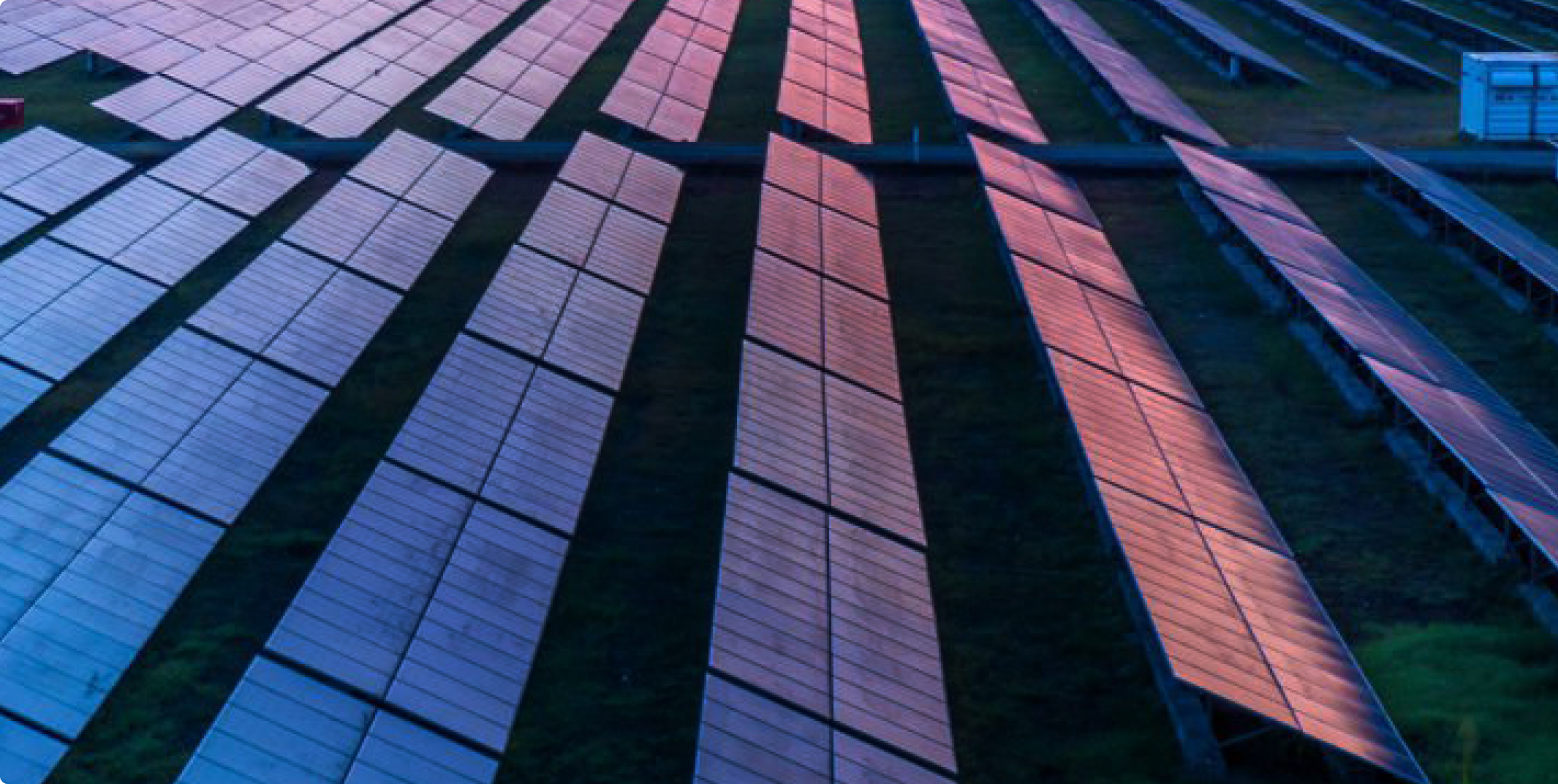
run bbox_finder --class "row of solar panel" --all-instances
[1027,0,1226,147]
[173,131,685,784]
[971,134,1427,783]
[1173,138,1558,592]
[0,0,184,74]
[692,133,957,784]
[0,131,490,784]
[906,0,1045,144]
[0,126,130,245]
[89,0,428,138]
[429,0,634,140]
[1352,0,1531,52]
[261,0,524,138]
[0,128,304,434]
[600,0,742,141]
[777,0,872,144]
[1240,0,1449,86]
[1355,140,1558,323]
[1129,0,1305,84]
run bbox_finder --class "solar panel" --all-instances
[0,454,221,740]
[558,132,685,224]
[903,0,1045,143]
[1142,0,1305,83]
[349,130,493,220]
[777,0,872,144]
[1355,139,1558,310]
[1029,0,1226,146]
[55,328,329,522]
[1355,0,1530,51]
[92,75,238,141]
[1240,0,1449,86]
[49,176,248,285]
[0,127,131,216]
[176,658,499,784]
[284,180,456,291]
[600,0,742,141]
[0,713,67,784]
[972,137,1425,782]
[0,363,49,430]
[428,0,633,140]
[148,129,310,217]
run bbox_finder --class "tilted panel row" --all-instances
[0,134,488,783]
[0,129,305,431]
[91,0,436,139]
[1173,138,1558,584]
[262,0,525,138]
[429,0,635,139]
[0,0,185,74]
[1025,0,1225,146]
[1129,0,1303,84]
[973,133,1425,782]
[1355,139,1558,321]
[175,134,686,784]
[902,0,1044,143]
[0,126,131,223]
[600,0,744,141]
[1351,0,1530,52]
[1239,0,1449,86]
[778,0,872,144]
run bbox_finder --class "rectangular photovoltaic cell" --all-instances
[902,0,1045,143]
[0,454,221,740]
[283,179,457,291]
[0,362,49,430]
[0,128,131,215]
[147,128,311,217]
[0,0,185,75]
[971,137,1426,783]
[49,175,248,286]
[969,135,1098,228]
[518,181,673,296]
[176,657,500,784]
[734,342,923,544]
[188,242,402,387]
[92,75,239,141]
[777,0,871,143]
[692,673,955,784]
[262,0,522,138]
[757,182,886,299]
[557,132,685,224]
[1355,139,1558,304]
[0,254,163,381]
[386,335,614,534]
[1028,0,1225,146]
[599,0,742,141]
[0,197,43,247]
[427,0,633,140]
[265,461,568,752]
[347,130,493,220]
[0,713,67,784]
[54,328,330,523]
[710,477,957,771]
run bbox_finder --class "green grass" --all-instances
[1080,174,1558,784]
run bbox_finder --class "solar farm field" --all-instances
[5,0,1558,782]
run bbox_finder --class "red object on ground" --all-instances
[0,99,24,130]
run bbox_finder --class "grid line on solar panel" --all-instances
[385,335,613,535]
[777,0,871,144]
[902,0,1045,143]
[734,341,924,545]
[148,129,311,217]
[517,181,674,297]
[1139,0,1305,83]
[0,453,222,744]
[175,656,500,784]
[48,175,248,286]
[346,130,493,220]
[0,128,132,216]
[261,0,522,138]
[427,0,633,140]
[1026,0,1225,147]
[599,0,742,141]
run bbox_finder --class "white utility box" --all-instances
[1461,52,1558,141]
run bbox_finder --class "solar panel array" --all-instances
[90,0,424,139]
[0,0,181,74]
[428,0,633,139]
[175,133,684,784]
[261,0,524,138]
[0,129,303,431]
[1353,0,1531,52]
[1354,139,1558,322]
[974,134,1427,783]
[0,126,130,244]
[694,135,958,784]
[1173,137,1558,588]
[1134,0,1304,84]
[1475,0,1558,30]
[600,0,743,141]
[1241,0,1449,86]
[904,0,1045,143]
[777,0,871,144]
[1027,0,1226,146]
[0,132,482,784]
